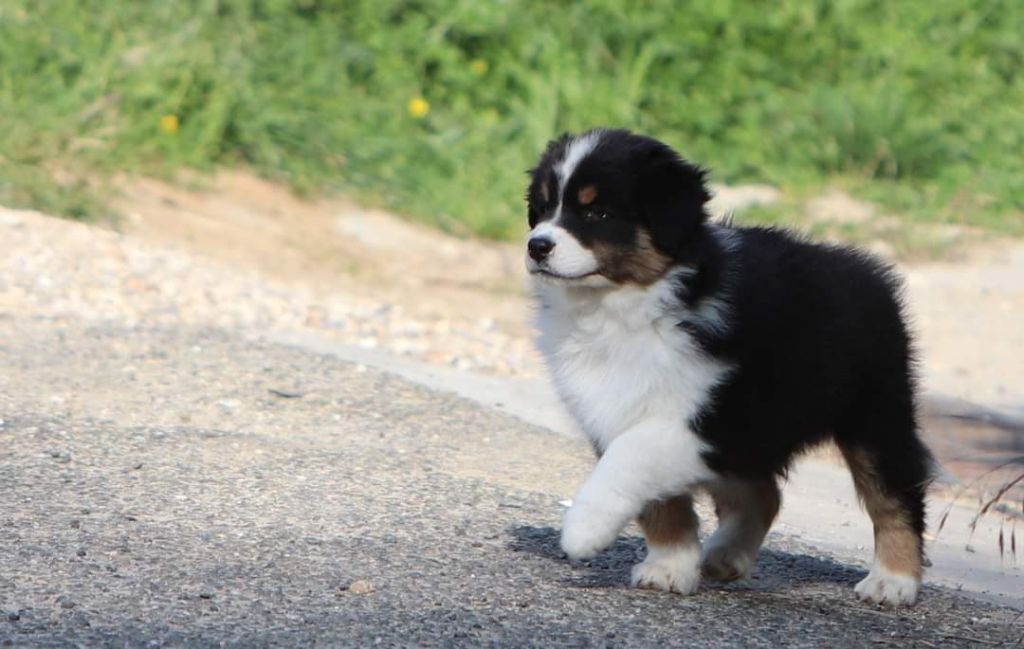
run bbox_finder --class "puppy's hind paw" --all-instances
[855,567,920,607]
[701,544,756,582]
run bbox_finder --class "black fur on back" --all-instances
[682,224,934,535]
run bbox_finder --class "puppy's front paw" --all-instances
[855,566,920,607]
[560,503,623,561]
[631,545,701,595]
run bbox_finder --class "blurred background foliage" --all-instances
[0,0,1022,238]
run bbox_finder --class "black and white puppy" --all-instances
[525,128,933,606]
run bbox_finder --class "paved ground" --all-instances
[2,317,1021,647]
[2,195,1022,646]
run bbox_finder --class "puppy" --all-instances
[525,128,933,606]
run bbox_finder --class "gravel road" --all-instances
[1,317,1021,647]
[2,202,1022,646]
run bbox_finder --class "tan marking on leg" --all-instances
[638,495,699,547]
[702,477,780,581]
[633,495,702,594]
[708,477,780,530]
[842,446,922,578]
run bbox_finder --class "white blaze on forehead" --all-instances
[524,130,608,284]
[555,130,604,198]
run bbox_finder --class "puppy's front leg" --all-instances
[560,419,710,560]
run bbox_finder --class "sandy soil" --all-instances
[112,172,1023,412]
[3,171,1020,493]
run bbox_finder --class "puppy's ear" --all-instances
[636,144,710,255]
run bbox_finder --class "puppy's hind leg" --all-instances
[632,495,702,594]
[701,477,780,581]
[838,407,933,606]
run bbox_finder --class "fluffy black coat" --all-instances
[680,225,933,537]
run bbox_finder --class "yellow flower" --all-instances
[159,114,179,134]
[469,59,488,76]
[407,96,430,119]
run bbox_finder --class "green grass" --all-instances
[1,0,1022,240]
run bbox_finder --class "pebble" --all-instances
[217,399,242,411]
[345,580,375,595]
[268,388,304,399]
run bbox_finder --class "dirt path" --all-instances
[111,173,1024,410]
[105,174,1024,488]
[2,182,1022,642]
[6,173,1022,487]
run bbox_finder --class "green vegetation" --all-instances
[1,0,1022,239]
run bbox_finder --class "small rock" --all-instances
[217,398,242,411]
[268,388,304,399]
[69,519,81,529]
[7,612,19,622]
[57,597,76,609]
[345,580,375,595]
[76,549,87,557]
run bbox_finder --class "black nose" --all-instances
[528,237,555,261]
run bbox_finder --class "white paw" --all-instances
[559,504,622,560]
[701,543,756,582]
[631,544,701,595]
[855,566,920,607]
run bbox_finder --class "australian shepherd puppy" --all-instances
[525,129,934,606]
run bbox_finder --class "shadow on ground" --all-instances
[509,525,868,594]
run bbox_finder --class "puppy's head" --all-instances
[525,128,710,287]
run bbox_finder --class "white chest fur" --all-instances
[534,273,731,453]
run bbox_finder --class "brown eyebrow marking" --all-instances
[578,184,598,205]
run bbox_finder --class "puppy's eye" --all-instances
[584,209,608,221]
